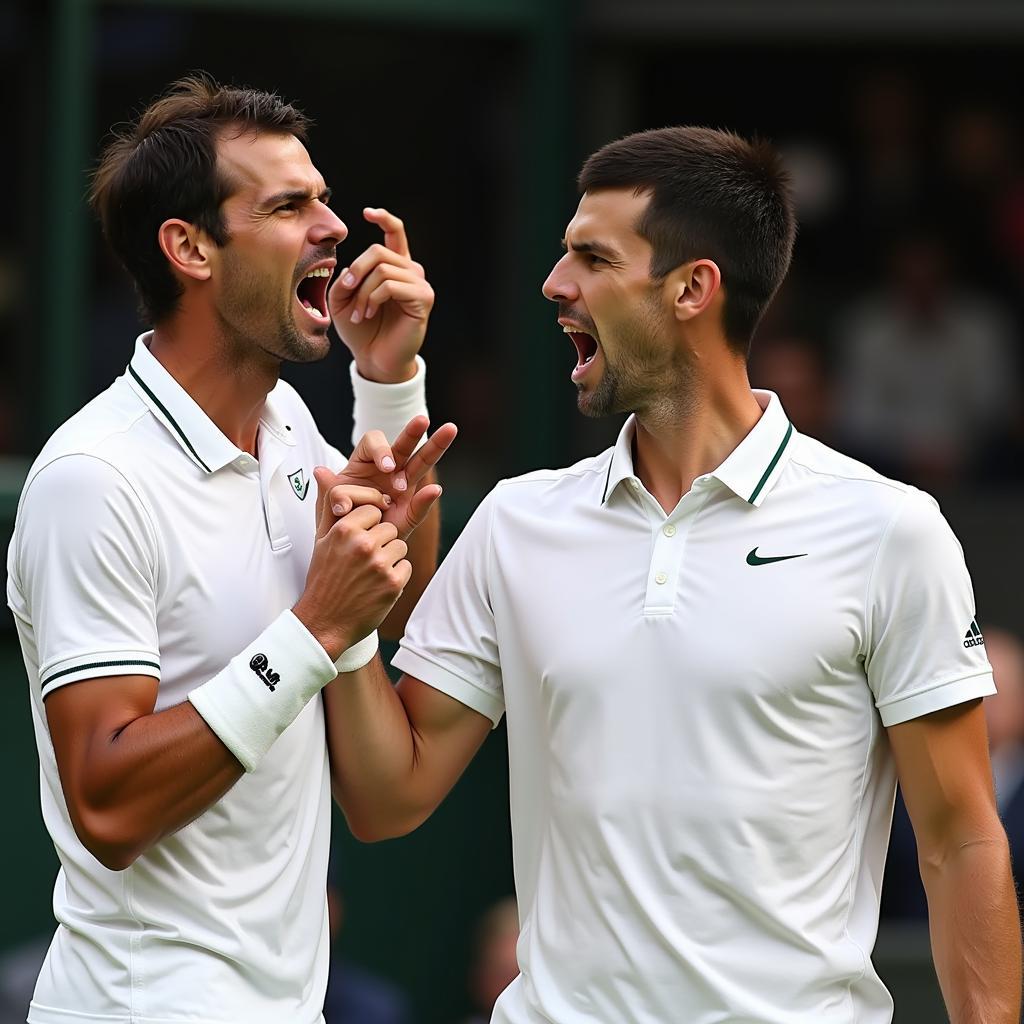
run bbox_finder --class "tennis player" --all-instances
[325,127,1021,1023]
[7,74,454,1024]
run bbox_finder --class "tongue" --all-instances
[574,333,597,365]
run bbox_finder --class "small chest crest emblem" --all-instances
[288,469,310,500]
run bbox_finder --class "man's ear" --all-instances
[668,259,722,324]
[157,219,214,282]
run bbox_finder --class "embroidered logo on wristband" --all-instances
[249,654,281,692]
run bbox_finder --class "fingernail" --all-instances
[381,456,396,471]
[382,494,392,506]
[350,308,362,324]
[341,272,355,287]
[365,306,375,319]
[395,474,407,492]
[332,503,347,516]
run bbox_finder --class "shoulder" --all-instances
[491,450,611,511]
[28,378,151,473]
[779,435,964,565]
[785,434,916,518]
[20,379,156,515]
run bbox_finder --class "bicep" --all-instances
[45,674,159,814]
[396,673,492,797]
[888,700,1001,853]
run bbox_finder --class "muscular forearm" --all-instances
[322,657,425,839]
[922,830,1022,1023]
[380,467,441,640]
[73,702,242,870]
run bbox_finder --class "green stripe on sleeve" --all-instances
[41,659,161,694]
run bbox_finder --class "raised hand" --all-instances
[328,207,433,384]
[315,416,457,541]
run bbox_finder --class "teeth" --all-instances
[305,267,332,279]
[309,307,323,318]
[562,324,579,334]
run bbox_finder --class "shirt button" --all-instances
[628,479,641,491]
[662,524,677,537]
[654,571,668,585]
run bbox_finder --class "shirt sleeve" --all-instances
[865,488,995,727]
[391,488,504,726]
[14,454,161,698]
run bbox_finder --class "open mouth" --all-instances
[563,324,600,378]
[295,266,332,322]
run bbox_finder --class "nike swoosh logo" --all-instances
[746,547,807,566]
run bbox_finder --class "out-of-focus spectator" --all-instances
[749,336,835,445]
[841,70,928,268]
[0,934,47,1024]
[323,879,413,1024]
[882,626,1024,920]
[940,105,1024,304]
[983,629,1024,852]
[460,896,519,1024]
[833,230,1019,487]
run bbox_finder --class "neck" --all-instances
[150,310,278,457]
[632,355,761,514]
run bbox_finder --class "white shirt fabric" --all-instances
[6,335,360,1024]
[394,391,995,1024]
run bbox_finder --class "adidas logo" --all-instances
[963,618,986,649]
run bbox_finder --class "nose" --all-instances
[542,253,577,303]
[311,203,348,247]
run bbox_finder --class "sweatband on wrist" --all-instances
[350,355,428,449]
[188,610,338,773]
[334,629,379,674]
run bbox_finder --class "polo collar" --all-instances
[125,333,295,475]
[601,390,795,508]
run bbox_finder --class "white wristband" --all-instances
[334,629,379,674]
[189,610,338,773]
[350,355,429,449]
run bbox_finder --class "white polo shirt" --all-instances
[7,335,363,1024]
[394,390,995,1024]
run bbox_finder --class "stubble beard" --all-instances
[577,293,691,423]
[217,253,330,368]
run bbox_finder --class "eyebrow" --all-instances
[560,237,621,260]
[260,186,332,209]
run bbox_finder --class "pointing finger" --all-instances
[363,206,411,258]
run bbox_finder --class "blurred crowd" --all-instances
[749,73,1024,491]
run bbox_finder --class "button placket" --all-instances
[257,432,293,552]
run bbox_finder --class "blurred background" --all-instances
[2,0,1024,1021]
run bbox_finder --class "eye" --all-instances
[586,253,608,265]
[275,202,297,214]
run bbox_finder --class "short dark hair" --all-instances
[578,126,796,355]
[90,72,311,323]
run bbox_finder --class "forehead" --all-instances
[215,130,324,200]
[566,188,651,249]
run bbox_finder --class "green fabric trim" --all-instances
[128,363,211,473]
[748,420,793,504]
[41,659,160,693]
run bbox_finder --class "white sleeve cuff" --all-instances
[877,670,996,727]
[334,629,379,674]
[350,355,428,448]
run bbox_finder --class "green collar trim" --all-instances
[128,363,212,473]
[748,420,793,505]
